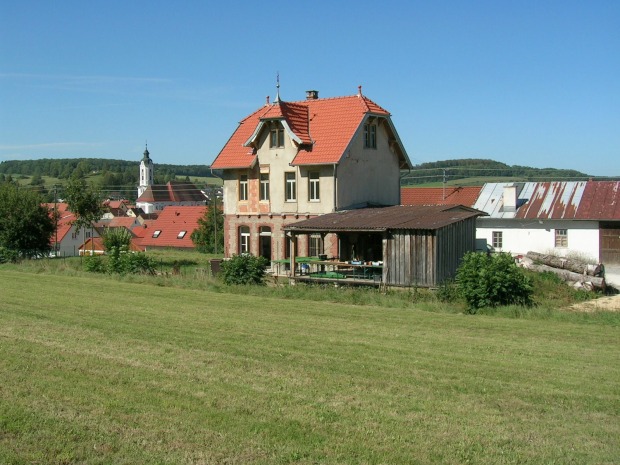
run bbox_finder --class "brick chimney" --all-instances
[306,90,319,100]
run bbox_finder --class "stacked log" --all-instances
[522,252,606,291]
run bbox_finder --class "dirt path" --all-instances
[570,292,620,312]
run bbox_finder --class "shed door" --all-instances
[600,223,620,264]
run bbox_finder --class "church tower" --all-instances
[138,144,154,198]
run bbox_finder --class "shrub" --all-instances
[456,252,533,313]
[220,254,269,286]
[84,255,106,273]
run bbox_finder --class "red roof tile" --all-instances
[401,187,482,207]
[139,206,206,248]
[211,92,403,169]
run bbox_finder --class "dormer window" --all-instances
[364,123,377,149]
[270,128,284,148]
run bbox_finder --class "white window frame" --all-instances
[285,172,297,202]
[177,231,187,239]
[309,172,320,202]
[239,174,248,202]
[152,230,162,238]
[239,226,250,254]
[260,173,270,201]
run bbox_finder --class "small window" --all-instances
[308,172,320,202]
[177,231,187,239]
[285,172,296,202]
[555,229,568,248]
[239,174,248,202]
[270,128,284,148]
[239,226,250,254]
[492,231,503,249]
[260,173,270,201]
[364,123,377,149]
[152,230,161,238]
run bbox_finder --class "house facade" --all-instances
[210,87,412,261]
[473,181,620,264]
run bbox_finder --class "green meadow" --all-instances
[1,266,618,464]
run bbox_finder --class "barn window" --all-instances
[492,231,503,249]
[555,229,568,247]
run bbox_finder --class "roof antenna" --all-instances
[274,72,281,104]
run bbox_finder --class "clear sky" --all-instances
[1,1,618,177]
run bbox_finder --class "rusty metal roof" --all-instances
[284,205,485,233]
[576,181,620,220]
[473,181,620,220]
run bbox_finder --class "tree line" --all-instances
[401,158,595,185]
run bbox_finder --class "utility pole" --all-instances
[213,189,218,255]
[442,169,446,201]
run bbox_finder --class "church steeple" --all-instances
[138,143,154,198]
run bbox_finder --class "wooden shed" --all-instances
[284,204,486,288]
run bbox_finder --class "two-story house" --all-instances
[210,87,412,261]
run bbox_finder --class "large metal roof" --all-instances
[284,205,485,233]
[473,181,620,220]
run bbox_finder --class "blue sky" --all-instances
[1,1,618,177]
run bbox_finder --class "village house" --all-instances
[46,202,100,257]
[473,181,620,264]
[210,86,413,262]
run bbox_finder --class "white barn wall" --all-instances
[476,219,600,262]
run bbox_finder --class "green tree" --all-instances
[191,205,224,254]
[0,182,55,262]
[456,252,533,313]
[63,176,103,232]
[101,227,133,251]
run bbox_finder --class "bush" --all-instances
[84,255,106,273]
[220,254,269,286]
[83,246,156,275]
[456,252,533,313]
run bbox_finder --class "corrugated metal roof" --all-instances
[284,205,485,232]
[576,181,620,220]
[473,181,588,219]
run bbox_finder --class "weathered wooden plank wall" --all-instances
[383,217,477,287]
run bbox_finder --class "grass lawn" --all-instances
[1,268,618,464]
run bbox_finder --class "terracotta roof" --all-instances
[139,206,206,248]
[211,92,409,169]
[576,181,620,220]
[137,181,206,203]
[45,203,75,244]
[285,205,485,232]
[108,217,140,228]
[401,187,482,207]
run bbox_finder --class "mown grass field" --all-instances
[1,266,618,464]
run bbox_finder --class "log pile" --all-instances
[520,251,606,291]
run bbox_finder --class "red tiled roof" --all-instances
[79,237,143,253]
[400,187,482,207]
[45,203,75,244]
[108,217,140,228]
[139,206,206,248]
[576,181,620,220]
[211,92,401,169]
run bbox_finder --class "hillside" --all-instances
[402,158,595,186]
